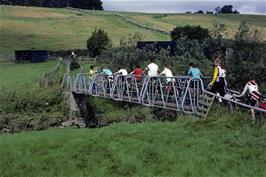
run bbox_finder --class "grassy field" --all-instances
[124,13,266,39]
[1,109,265,177]
[0,60,59,88]
[0,59,95,88]
[1,6,265,53]
[0,6,169,53]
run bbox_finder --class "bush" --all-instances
[171,25,210,42]
[96,39,213,76]
[225,21,266,92]
[87,29,112,58]
[0,86,67,132]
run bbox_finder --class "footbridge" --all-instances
[61,74,266,118]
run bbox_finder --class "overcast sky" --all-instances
[102,0,266,14]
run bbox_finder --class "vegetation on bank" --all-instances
[0,86,67,132]
[1,107,265,177]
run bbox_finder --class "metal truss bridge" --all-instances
[61,74,266,118]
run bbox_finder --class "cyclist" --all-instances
[130,64,144,82]
[187,62,203,79]
[145,58,159,77]
[208,58,226,102]
[240,80,262,120]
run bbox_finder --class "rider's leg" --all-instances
[251,108,255,119]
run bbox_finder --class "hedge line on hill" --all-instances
[0,0,103,10]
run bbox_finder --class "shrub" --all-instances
[87,29,112,58]
[0,86,67,132]
[119,32,145,48]
[170,25,210,42]
[225,21,266,92]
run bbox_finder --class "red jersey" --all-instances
[132,68,143,81]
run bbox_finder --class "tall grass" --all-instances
[0,107,265,177]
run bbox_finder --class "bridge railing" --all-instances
[62,73,208,109]
[88,74,113,98]
[61,73,78,91]
[61,73,266,116]
[198,79,266,113]
[110,74,143,103]
[140,76,210,113]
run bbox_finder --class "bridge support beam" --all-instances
[62,92,87,128]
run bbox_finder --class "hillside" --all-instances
[0,6,265,53]
[123,13,266,38]
[0,6,169,53]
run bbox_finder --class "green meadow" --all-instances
[1,6,265,53]
[124,13,266,38]
[0,6,169,53]
[0,61,58,88]
[1,110,265,177]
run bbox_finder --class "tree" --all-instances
[214,6,221,14]
[206,11,213,14]
[71,0,103,10]
[225,20,266,91]
[170,25,210,42]
[233,10,240,14]
[195,10,204,14]
[87,29,112,58]
[220,5,233,14]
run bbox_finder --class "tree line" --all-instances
[0,0,103,10]
[187,5,239,14]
